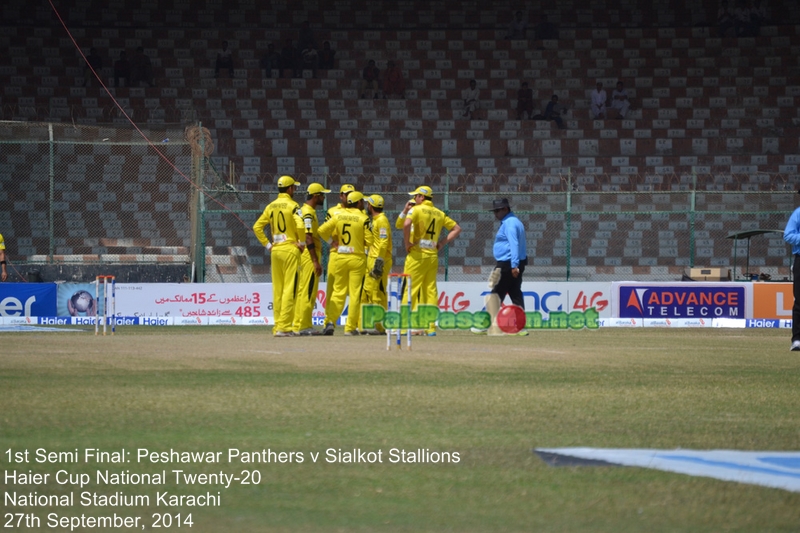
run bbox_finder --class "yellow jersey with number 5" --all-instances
[318,207,373,256]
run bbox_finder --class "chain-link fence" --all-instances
[0,121,193,274]
[202,188,794,283]
[2,120,794,283]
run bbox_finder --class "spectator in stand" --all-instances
[82,47,103,87]
[301,42,319,78]
[516,81,534,120]
[298,20,317,52]
[734,0,752,36]
[591,82,607,119]
[533,14,559,41]
[462,79,480,119]
[130,46,154,87]
[717,0,736,37]
[280,38,300,78]
[113,51,130,87]
[259,43,279,78]
[610,81,631,119]
[734,0,767,37]
[382,60,405,99]
[533,94,567,129]
[318,41,336,70]
[750,0,768,33]
[505,11,528,40]
[359,59,381,99]
[215,40,234,78]
[296,22,319,78]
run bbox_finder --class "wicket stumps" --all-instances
[95,275,116,336]
[387,273,412,351]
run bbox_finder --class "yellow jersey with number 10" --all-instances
[253,193,304,248]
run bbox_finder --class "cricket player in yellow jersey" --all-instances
[253,175,305,337]
[292,183,330,335]
[395,185,462,335]
[318,191,373,335]
[362,194,392,334]
[322,184,356,335]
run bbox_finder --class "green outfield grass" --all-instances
[2,327,799,532]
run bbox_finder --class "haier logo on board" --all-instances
[620,286,745,318]
[746,319,780,328]
[141,317,170,326]
[40,317,70,325]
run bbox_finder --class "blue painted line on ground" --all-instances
[657,454,800,479]
[757,457,800,469]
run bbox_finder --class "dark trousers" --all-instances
[793,255,800,341]
[215,57,233,77]
[492,258,527,309]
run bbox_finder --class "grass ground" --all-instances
[2,327,799,532]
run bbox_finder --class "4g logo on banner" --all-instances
[436,289,609,314]
[572,291,609,312]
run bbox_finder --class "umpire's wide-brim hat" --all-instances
[489,198,511,211]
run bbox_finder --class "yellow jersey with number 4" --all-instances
[407,200,457,255]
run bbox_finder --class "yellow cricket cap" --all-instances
[366,194,384,208]
[346,191,364,205]
[307,183,331,194]
[277,175,299,188]
[409,185,433,197]
[339,184,356,194]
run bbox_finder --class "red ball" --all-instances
[496,305,526,334]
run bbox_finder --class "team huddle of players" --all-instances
[252,176,462,337]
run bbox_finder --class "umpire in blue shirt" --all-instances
[783,192,800,350]
[490,198,528,308]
